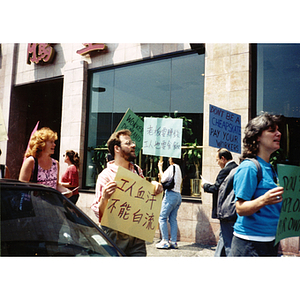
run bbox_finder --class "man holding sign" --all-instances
[91,129,163,256]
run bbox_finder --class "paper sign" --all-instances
[0,106,8,142]
[115,108,144,155]
[209,104,241,154]
[143,117,183,158]
[275,164,300,245]
[101,166,163,242]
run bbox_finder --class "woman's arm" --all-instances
[236,186,284,216]
[19,157,35,182]
[5,166,10,178]
[158,161,164,181]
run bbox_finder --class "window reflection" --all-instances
[86,53,205,190]
[256,44,300,166]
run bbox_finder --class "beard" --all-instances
[120,146,136,162]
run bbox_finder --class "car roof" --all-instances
[0,179,59,192]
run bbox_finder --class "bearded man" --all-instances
[91,129,163,256]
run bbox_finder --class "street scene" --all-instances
[1,43,300,259]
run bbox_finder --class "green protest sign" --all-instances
[115,108,144,155]
[275,164,300,245]
[143,117,183,158]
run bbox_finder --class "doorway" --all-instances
[7,77,63,178]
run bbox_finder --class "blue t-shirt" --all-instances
[233,156,282,237]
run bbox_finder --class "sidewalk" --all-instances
[146,238,216,257]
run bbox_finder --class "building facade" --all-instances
[0,43,299,255]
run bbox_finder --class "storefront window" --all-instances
[85,52,205,195]
[256,43,300,166]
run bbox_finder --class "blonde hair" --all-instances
[25,127,58,158]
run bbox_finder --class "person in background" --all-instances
[156,157,182,250]
[201,148,238,256]
[91,129,163,256]
[230,112,284,257]
[0,149,10,178]
[19,127,72,197]
[60,150,80,204]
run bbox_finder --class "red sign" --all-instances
[76,43,106,55]
[27,43,55,65]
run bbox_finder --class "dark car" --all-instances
[0,179,125,256]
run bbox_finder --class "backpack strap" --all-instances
[245,157,262,185]
[0,164,5,178]
[133,164,142,178]
[32,157,38,183]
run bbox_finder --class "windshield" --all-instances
[1,187,123,256]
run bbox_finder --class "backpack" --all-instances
[216,158,262,221]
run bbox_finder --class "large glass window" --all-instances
[256,43,300,166]
[85,52,205,196]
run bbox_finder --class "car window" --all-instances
[1,187,123,256]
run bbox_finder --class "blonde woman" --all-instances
[19,127,71,197]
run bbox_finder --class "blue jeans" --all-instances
[158,190,182,242]
[214,220,235,257]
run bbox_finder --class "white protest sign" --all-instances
[142,117,183,158]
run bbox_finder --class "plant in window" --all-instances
[88,141,109,176]
[182,140,202,179]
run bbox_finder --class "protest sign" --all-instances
[101,166,163,242]
[115,108,143,155]
[0,106,8,142]
[209,104,241,154]
[275,164,300,245]
[143,117,183,158]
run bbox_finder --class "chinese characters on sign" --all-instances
[115,108,144,156]
[275,164,300,245]
[76,43,106,55]
[143,117,183,159]
[209,104,241,154]
[101,166,163,242]
[27,43,55,65]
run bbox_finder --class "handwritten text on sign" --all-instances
[275,164,300,245]
[115,108,143,156]
[209,104,241,154]
[143,117,183,158]
[101,167,163,242]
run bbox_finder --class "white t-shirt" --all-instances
[161,164,182,193]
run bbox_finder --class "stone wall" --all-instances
[201,43,251,244]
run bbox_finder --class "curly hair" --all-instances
[241,112,281,160]
[65,150,80,169]
[25,127,58,158]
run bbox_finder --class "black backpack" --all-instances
[216,158,262,221]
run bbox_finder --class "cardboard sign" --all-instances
[209,104,241,154]
[142,117,183,158]
[275,164,300,245]
[115,108,144,155]
[101,166,163,242]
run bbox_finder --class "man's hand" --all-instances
[99,181,117,219]
[102,181,117,200]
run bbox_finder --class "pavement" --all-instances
[146,237,216,257]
